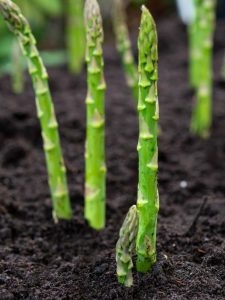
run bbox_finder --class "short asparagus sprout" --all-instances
[112,0,139,103]
[116,205,138,287]
[136,6,159,273]
[190,0,217,138]
[84,0,106,230]
[0,0,72,221]
[66,0,85,74]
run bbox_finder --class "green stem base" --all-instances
[136,253,156,273]
[85,203,105,230]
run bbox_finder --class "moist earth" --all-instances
[0,16,225,300]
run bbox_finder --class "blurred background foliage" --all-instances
[0,0,64,75]
[0,0,176,76]
[2,0,224,77]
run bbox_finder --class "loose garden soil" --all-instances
[0,15,225,300]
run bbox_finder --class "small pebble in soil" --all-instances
[180,180,188,189]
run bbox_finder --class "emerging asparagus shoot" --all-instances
[136,5,159,273]
[112,0,139,103]
[0,0,72,221]
[116,205,138,287]
[66,0,85,74]
[84,0,106,230]
[190,0,217,138]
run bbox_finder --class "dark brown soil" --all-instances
[1,16,225,300]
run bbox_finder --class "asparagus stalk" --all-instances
[189,0,216,88]
[112,0,139,103]
[84,0,106,230]
[136,6,159,273]
[116,205,138,287]
[190,0,216,138]
[0,0,72,221]
[11,38,24,94]
[66,0,85,74]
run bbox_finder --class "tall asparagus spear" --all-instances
[66,0,85,74]
[190,0,217,138]
[112,0,139,103]
[189,0,216,88]
[136,6,159,273]
[84,0,106,230]
[0,0,72,221]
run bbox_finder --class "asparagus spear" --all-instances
[190,0,217,138]
[0,0,72,221]
[84,0,106,230]
[116,205,138,287]
[66,0,85,74]
[112,0,139,103]
[189,0,216,88]
[136,6,159,273]
[11,38,24,94]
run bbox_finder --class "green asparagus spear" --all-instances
[0,0,72,221]
[190,0,216,138]
[66,0,85,74]
[84,0,106,230]
[136,6,159,273]
[112,0,139,103]
[11,38,24,94]
[116,205,138,287]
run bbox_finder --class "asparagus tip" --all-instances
[84,0,101,26]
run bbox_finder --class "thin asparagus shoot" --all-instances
[66,0,85,74]
[11,38,24,94]
[84,0,106,230]
[136,5,159,273]
[0,0,72,221]
[190,0,217,138]
[112,0,139,103]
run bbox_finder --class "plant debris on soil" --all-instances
[0,15,225,300]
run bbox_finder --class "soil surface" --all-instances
[1,16,225,300]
